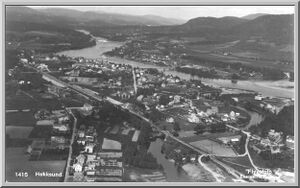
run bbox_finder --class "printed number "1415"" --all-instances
[15,172,28,177]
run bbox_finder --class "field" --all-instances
[6,126,33,139]
[6,125,34,147]
[181,132,238,143]
[185,40,294,72]
[5,147,66,182]
[5,112,36,127]
[102,138,122,150]
[5,91,40,110]
[189,139,237,157]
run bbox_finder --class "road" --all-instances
[234,105,264,131]
[63,108,77,182]
[132,69,137,94]
[198,155,222,182]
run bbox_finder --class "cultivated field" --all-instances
[190,139,237,156]
[6,147,66,182]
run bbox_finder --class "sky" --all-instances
[29,6,295,20]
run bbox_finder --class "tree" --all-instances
[253,105,294,137]
[159,95,170,106]
[174,122,181,132]
[231,73,240,80]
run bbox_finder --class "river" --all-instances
[57,33,294,99]
[148,139,194,182]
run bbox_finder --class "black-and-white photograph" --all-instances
[2,1,298,185]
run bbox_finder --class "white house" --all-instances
[187,113,200,123]
[78,130,85,138]
[36,120,54,126]
[255,95,264,101]
[53,124,69,133]
[85,144,95,154]
[73,163,83,172]
[166,117,175,123]
[232,97,239,102]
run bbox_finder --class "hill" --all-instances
[5,6,96,52]
[180,16,247,31]
[230,14,294,44]
[242,13,269,20]
[37,8,185,26]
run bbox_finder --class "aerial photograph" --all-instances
[4,4,296,184]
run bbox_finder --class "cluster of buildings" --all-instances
[109,40,179,67]
[28,110,71,159]
[70,123,124,182]
[250,129,294,156]
[254,94,292,114]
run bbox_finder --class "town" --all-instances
[4,5,295,184]
[5,47,294,182]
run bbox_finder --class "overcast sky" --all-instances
[29,6,295,20]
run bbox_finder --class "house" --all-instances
[260,138,272,146]
[77,138,86,145]
[187,113,200,123]
[78,130,85,138]
[51,136,66,144]
[37,64,50,72]
[173,95,181,104]
[36,120,54,126]
[85,143,95,154]
[100,159,123,167]
[97,152,123,159]
[268,129,283,144]
[218,135,242,145]
[20,58,28,64]
[73,163,83,172]
[82,103,93,112]
[232,97,239,102]
[231,138,240,143]
[286,135,294,149]
[137,95,144,102]
[53,124,69,134]
[96,169,123,177]
[85,162,96,171]
[270,146,281,154]
[132,130,141,142]
[229,111,239,120]
[190,154,197,162]
[166,117,175,123]
[86,170,96,176]
[85,135,94,142]
[255,95,264,101]
[76,154,86,164]
[57,116,69,124]
[86,154,96,162]
[264,103,277,113]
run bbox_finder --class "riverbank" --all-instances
[57,38,294,99]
